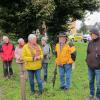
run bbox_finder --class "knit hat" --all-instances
[90,28,100,36]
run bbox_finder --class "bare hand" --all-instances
[34,56,40,61]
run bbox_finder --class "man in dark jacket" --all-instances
[86,28,100,100]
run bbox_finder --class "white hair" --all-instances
[18,38,24,43]
[3,36,9,41]
[28,34,36,41]
[41,37,48,42]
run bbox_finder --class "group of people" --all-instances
[0,28,100,100]
[0,34,52,96]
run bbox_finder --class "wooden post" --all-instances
[19,64,26,100]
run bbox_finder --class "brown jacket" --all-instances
[86,37,100,69]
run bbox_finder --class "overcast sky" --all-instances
[76,11,100,29]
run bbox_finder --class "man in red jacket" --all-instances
[0,36,15,78]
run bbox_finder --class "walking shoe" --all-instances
[96,97,100,100]
[86,95,94,100]
[38,92,42,96]
[35,92,42,98]
[30,92,34,96]
[64,88,69,91]
[60,86,65,90]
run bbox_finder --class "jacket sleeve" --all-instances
[54,44,57,57]
[68,42,77,61]
[38,46,43,59]
[22,46,33,62]
[48,45,52,59]
[10,45,15,59]
[7,44,15,61]
[0,45,3,59]
[87,43,90,54]
[15,47,20,60]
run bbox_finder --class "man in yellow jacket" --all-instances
[55,32,76,90]
[22,34,43,96]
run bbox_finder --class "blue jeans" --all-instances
[27,69,43,93]
[42,63,48,82]
[88,67,100,99]
[59,64,72,89]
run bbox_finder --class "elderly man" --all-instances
[22,34,43,96]
[55,32,75,90]
[86,28,100,100]
[0,36,14,78]
[41,37,51,82]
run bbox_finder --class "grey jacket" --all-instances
[42,44,51,63]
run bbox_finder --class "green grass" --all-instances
[0,42,90,100]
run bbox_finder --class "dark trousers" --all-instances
[3,61,13,77]
[42,63,48,82]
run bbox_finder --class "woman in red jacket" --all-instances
[0,36,15,78]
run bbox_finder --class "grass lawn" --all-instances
[0,42,90,100]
